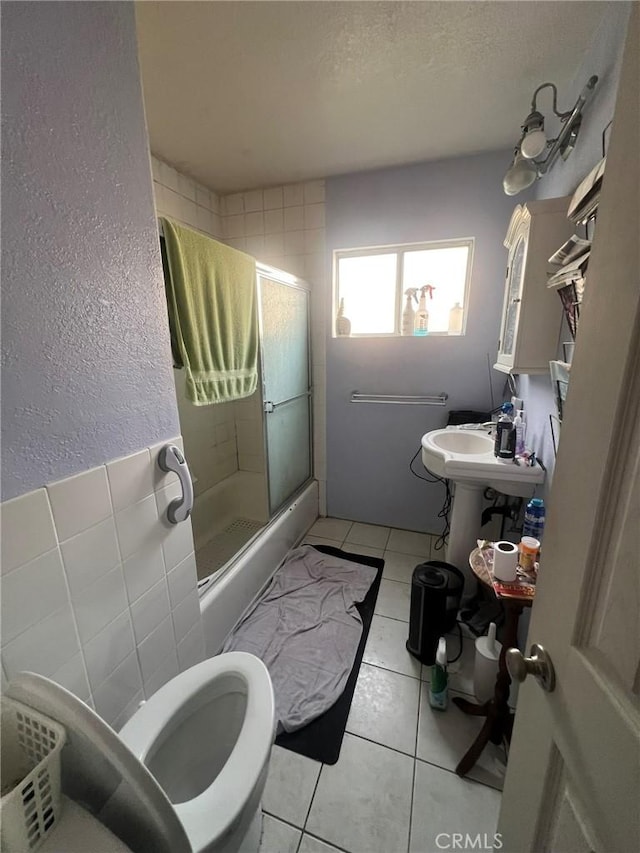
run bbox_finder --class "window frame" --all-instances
[332,237,475,338]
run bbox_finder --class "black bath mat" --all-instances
[275,544,384,765]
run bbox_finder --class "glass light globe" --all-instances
[503,157,538,195]
[521,128,547,159]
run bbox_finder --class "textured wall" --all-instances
[1,2,179,500]
[325,152,517,532]
[519,2,631,493]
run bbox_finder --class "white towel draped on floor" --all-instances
[223,545,377,733]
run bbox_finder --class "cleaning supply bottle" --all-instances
[473,622,502,704]
[414,285,435,336]
[402,288,418,336]
[336,298,351,336]
[514,409,526,455]
[523,497,545,541]
[429,637,448,710]
[448,302,463,334]
[494,402,516,459]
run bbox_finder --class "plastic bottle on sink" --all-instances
[514,409,526,456]
[494,402,516,459]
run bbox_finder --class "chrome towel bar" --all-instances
[350,391,448,406]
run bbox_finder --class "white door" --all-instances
[498,10,639,852]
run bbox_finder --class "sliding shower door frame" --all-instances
[256,263,314,518]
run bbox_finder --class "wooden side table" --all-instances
[453,545,535,778]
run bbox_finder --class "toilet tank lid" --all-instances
[6,672,190,853]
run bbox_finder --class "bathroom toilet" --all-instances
[7,652,275,853]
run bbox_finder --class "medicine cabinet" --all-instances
[494,197,573,374]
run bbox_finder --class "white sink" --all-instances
[421,428,544,497]
[421,427,545,600]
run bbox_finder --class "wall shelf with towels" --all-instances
[350,392,448,406]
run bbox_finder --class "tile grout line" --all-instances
[362,659,422,682]
[304,830,352,853]
[300,759,324,844]
[373,612,409,625]
[347,731,417,761]
[408,680,423,853]
[344,730,502,794]
[414,754,505,793]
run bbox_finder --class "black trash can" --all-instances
[406,561,464,665]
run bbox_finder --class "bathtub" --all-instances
[191,470,270,553]
[199,480,319,654]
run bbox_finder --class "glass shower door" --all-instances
[258,273,312,515]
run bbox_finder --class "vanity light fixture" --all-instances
[503,75,598,196]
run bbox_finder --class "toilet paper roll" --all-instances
[493,540,519,581]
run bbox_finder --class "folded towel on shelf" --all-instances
[160,217,258,405]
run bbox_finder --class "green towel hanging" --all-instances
[160,217,258,405]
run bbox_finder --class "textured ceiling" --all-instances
[136,1,609,193]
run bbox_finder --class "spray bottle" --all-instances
[402,288,418,336]
[429,637,449,710]
[414,285,435,336]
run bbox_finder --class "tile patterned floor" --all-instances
[259,519,504,853]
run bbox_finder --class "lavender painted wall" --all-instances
[325,152,517,532]
[519,2,631,492]
[1,2,179,501]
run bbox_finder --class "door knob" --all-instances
[506,643,556,692]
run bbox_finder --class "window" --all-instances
[333,238,474,337]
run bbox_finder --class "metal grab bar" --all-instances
[158,444,194,523]
[350,391,448,406]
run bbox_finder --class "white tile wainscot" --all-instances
[0,436,204,728]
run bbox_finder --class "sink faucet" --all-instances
[456,421,495,434]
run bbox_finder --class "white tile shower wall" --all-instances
[173,365,238,496]
[151,156,326,511]
[0,437,204,728]
[233,390,266,474]
[220,181,327,512]
[151,156,223,239]
[151,154,239,495]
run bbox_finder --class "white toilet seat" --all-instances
[8,653,275,853]
[119,652,275,853]
[7,672,190,853]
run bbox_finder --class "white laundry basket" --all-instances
[0,696,66,852]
